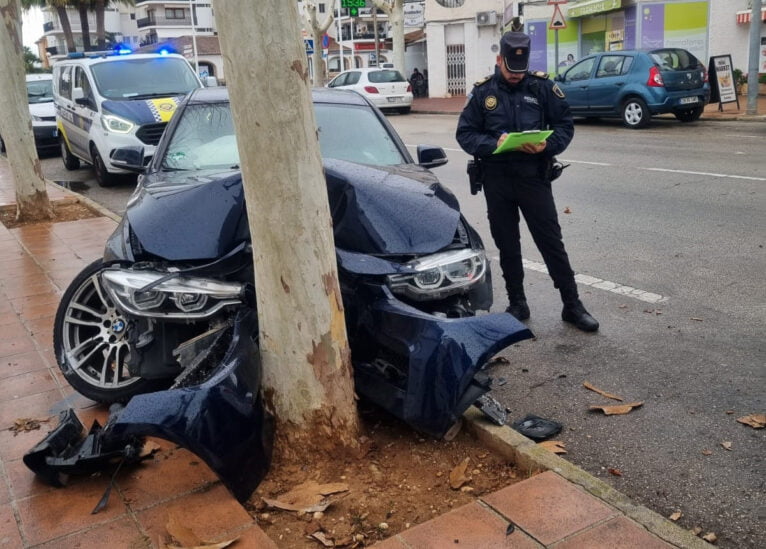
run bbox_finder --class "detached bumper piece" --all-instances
[25,309,273,503]
[352,285,533,438]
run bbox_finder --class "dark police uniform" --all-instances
[456,32,598,331]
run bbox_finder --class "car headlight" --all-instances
[101,113,135,134]
[387,249,486,301]
[101,269,244,319]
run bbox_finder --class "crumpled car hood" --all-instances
[126,160,462,261]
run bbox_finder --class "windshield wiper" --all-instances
[127,92,183,100]
[160,166,189,172]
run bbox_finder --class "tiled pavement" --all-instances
[0,145,718,547]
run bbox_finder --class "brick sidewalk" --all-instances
[0,155,707,548]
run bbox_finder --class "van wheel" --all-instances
[674,107,703,123]
[622,97,650,129]
[60,137,80,170]
[90,145,114,187]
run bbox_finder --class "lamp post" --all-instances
[188,0,199,74]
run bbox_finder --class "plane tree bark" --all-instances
[303,0,333,86]
[0,0,53,222]
[212,0,360,460]
[371,0,405,72]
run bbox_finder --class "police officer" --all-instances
[456,31,599,332]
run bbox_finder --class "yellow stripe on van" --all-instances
[146,98,179,123]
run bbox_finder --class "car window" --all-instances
[74,67,96,106]
[368,70,406,83]
[27,79,54,104]
[57,66,73,101]
[315,103,405,166]
[160,100,407,174]
[649,49,699,71]
[345,72,361,85]
[564,58,595,82]
[595,56,625,78]
[329,73,347,87]
[90,57,199,99]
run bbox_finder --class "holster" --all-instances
[467,156,484,195]
[544,157,569,182]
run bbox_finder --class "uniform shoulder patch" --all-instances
[473,75,492,87]
[552,83,566,99]
[528,70,549,79]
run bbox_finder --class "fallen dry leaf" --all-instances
[589,402,644,415]
[310,532,334,547]
[607,468,623,477]
[669,511,682,521]
[166,515,201,547]
[140,440,162,458]
[725,410,734,415]
[583,381,624,402]
[262,480,348,513]
[163,540,237,549]
[538,440,567,454]
[618,304,628,309]
[563,207,571,214]
[702,532,717,543]
[736,414,766,429]
[8,417,51,435]
[690,526,703,536]
[701,449,713,456]
[449,457,471,489]
[488,356,510,366]
[690,317,703,321]
[720,441,732,451]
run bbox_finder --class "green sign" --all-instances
[568,0,621,18]
[341,0,366,17]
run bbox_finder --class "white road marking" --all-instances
[490,255,668,304]
[641,167,766,181]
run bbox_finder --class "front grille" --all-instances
[136,122,167,145]
[40,116,56,122]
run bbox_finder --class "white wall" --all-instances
[709,0,754,72]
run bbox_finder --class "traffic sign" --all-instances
[304,39,314,55]
[549,4,567,30]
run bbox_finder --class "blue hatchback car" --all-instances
[554,48,710,129]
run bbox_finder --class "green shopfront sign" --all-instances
[568,0,622,18]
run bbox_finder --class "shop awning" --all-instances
[567,0,622,19]
[736,7,766,24]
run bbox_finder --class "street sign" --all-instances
[304,39,314,55]
[341,0,366,17]
[549,4,567,30]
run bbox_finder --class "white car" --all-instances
[326,67,413,114]
[0,74,58,154]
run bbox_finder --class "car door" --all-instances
[55,65,84,155]
[587,54,632,114]
[557,57,596,115]
[68,66,99,157]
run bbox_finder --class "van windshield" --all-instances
[27,79,54,104]
[90,57,200,100]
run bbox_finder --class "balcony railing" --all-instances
[137,15,193,28]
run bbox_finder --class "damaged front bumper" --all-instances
[349,283,533,438]
[25,309,273,503]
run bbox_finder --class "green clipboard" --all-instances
[492,130,553,155]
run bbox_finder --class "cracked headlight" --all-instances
[101,113,134,133]
[387,249,486,301]
[101,269,244,319]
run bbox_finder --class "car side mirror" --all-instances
[111,146,146,173]
[203,76,218,87]
[554,74,563,82]
[417,145,448,169]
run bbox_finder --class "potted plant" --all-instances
[733,68,746,95]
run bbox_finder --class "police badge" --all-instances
[485,95,498,110]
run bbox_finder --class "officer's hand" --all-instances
[497,133,508,148]
[517,140,547,154]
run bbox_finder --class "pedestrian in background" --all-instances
[455,31,599,332]
[410,68,425,98]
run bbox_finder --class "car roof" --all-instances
[186,86,371,108]
[53,52,187,67]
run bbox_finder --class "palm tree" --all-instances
[76,0,92,51]
[21,0,77,54]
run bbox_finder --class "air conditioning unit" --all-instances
[476,11,497,26]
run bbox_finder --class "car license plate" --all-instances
[679,96,698,105]
[387,97,400,103]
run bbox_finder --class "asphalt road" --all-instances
[40,115,765,548]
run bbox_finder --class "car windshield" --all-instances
[649,49,699,71]
[160,101,406,172]
[27,79,54,104]
[90,57,200,100]
[368,70,406,83]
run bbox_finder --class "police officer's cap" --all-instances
[500,32,530,73]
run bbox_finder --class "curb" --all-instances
[463,407,711,549]
[46,179,122,222]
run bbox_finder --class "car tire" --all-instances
[53,258,164,403]
[674,107,703,123]
[60,137,81,170]
[622,97,650,129]
[90,144,114,187]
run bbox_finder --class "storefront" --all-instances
[526,0,711,74]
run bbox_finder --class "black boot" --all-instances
[506,295,530,321]
[562,299,599,332]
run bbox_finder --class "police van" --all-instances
[52,50,203,186]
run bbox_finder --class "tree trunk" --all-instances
[95,0,105,50]
[304,0,333,86]
[56,6,76,53]
[373,0,405,72]
[0,0,52,222]
[212,0,360,460]
[78,3,92,51]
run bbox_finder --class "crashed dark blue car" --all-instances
[26,88,532,502]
